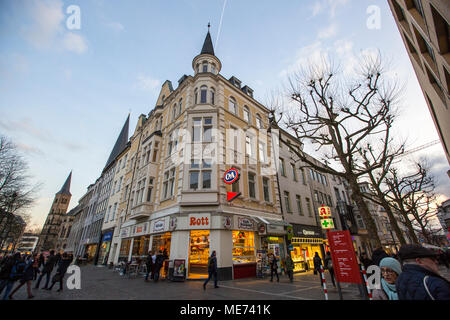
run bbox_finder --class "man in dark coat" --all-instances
[203,250,218,289]
[371,247,389,266]
[324,252,336,287]
[153,250,165,282]
[313,252,324,287]
[47,253,72,292]
[0,253,22,300]
[35,250,57,289]
[396,244,450,300]
[269,253,279,282]
[144,251,154,282]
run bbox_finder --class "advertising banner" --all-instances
[173,259,186,279]
[327,230,362,284]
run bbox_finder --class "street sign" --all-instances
[318,205,332,218]
[327,230,362,284]
[321,218,335,229]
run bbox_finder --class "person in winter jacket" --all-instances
[31,253,40,280]
[269,253,279,282]
[35,250,57,289]
[396,244,450,300]
[8,255,35,299]
[285,255,295,283]
[153,250,165,282]
[371,247,389,266]
[203,250,218,289]
[372,257,402,300]
[144,251,154,282]
[0,253,22,300]
[324,252,336,287]
[313,252,324,287]
[46,253,72,292]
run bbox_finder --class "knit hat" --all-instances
[379,257,402,275]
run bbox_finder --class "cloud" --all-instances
[62,32,88,54]
[16,143,45,156]
[135,74,161,91]
[310,0,350,18]
[317,24,338,39]
[21,0,88,53]
[105,22,125,32]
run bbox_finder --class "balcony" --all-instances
[129,203,153,219]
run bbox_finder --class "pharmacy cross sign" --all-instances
[321,218,335,229]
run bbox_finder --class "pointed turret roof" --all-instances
[56,171,72,196]
[104,115,130,171]
[200,31,215,56]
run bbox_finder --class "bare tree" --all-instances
[384,161,436,244]
[271,54,403,248]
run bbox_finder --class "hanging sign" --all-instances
[321,218,335,229]
[223,168,240,184]
[318,205,332,218]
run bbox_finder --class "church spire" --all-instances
[56,171,72,196]
[200,24,215,56]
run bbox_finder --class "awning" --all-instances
[254,216,291,227]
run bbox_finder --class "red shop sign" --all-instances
[327,230,362,284]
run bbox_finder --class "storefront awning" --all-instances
[254,217,291,227]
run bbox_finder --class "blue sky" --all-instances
[0,0,448,229]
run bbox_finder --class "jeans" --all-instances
[270,268,279,281]
[203,271,217,287]
[145,265,152,281]
[35,270,51,289]
[153,267,161,282]
[287,270,293,282]
[0,279,15,300]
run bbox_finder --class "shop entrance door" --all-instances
[188,230,210,279]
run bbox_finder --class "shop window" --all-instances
[119,239,131,261]
[151,232,171,255]
[232,231,256,264]
[132,235,150,259]
[189,230,210,278]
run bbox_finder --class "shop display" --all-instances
[188,230,210,278]
[152,232,171,255]
[232,231,256,264]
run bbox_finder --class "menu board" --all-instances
[327,230,362,284]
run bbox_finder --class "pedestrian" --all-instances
[32,253,40,280]
[203,250,219,289]
[269,253,279,282]
[313,252,323,287]
[47,252,72,292]
[0,253,22,300]
[144,251,154,282]
[360,252,373,270]
[35,250,57,289]
[8,255,35,299]
[324,252,336,288]
[396,244,450,300]
[153,250,164,282]
[371,247,389,266]
[372,257,402,300]
[285,254,294,283]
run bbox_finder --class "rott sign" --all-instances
[188,214,211,229]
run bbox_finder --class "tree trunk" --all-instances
[380,199,406,245]
[348,178,382,248]
[400,213,419,244]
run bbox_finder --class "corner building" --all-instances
[116,30,286,280]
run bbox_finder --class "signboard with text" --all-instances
[327,230,362,284]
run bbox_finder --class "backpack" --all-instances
[10,261,26,281]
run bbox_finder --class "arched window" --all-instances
[210,88,215,105]
[243,106,250,123]
[178,98,182,114]
[229,97,237,115]
[172,104,177,120]
[256,114,263,129]
[200,85,207,103]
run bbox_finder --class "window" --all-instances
[146,178,153,202]
[172,104,177,120]
[111,203,117,221]
[200,86,207,103]
[123,154,127,169]
[310,168,315,181]
[146,143,151,164]
[412,0,424,18]
[163,171,169,199]
[192,118,201,142]
[314,190,319,203]
[203,118,212,142]
[246,135,253,157]
[291,163,297,181]
[192,117,213,143]
[306,197,312,217]
[178,98,183,115]
[189,160,211,190]
[430,4,450,55]
[202,171,211,189]
[202,62,208,73]
[248,173,256,198]
[211,64,216,74]
[106,206,111,221]
[259,142,266,163]
[169,168,176,196]
[296,195,303,216]
[243,106,250,123]
[167,134,173,155]
[152,142,159,162]
[210,88,215,105]
[189,171,199,190]
[263,178,270,202]
[229,97,237,114]
[301,168,306,185]
[194,89,198,104]
[280,158,286,176]
[232,173,240,193]
[256,114,263,129]
[284,191,292,213]
[232,231,256,264]
[117,177,122,193]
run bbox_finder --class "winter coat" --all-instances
[371,249,389,266]
[270,256,278,270]
[56,257,72,276]
[372,288,389,300]
[313,256,322,271]
[285,257,294,271]
[396,264,450,300]
[207,256,217,273]
[21,259,35,282]
[145,254,153,267]
[38,255,45,268]
[154,254,164,269]
[0,257,15,280]
[43,254,58,273]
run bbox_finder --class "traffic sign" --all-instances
[321,218,335,229]
[318,205,332,218]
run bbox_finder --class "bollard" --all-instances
[320,265,329,300]
[360,264,373,300]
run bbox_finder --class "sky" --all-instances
[0,0,449,230]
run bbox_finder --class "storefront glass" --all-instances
[151,232,171,255]
[98,241,111,265]
[119,239,131,262]
[132,235,150,260]
[188,230,210,279]
[232,231,256,264]
[291,238,324,272]
[85,244,97,262]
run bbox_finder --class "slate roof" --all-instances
[56,171,72,196]
[104,115,130,171]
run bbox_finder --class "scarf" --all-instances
[381,278,398,300]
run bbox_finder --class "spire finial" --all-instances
[208,22,211,32]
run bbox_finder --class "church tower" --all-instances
[36,171,72,252]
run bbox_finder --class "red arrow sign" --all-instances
[227,192,241,202]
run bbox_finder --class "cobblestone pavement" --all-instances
[5,265,450,300]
